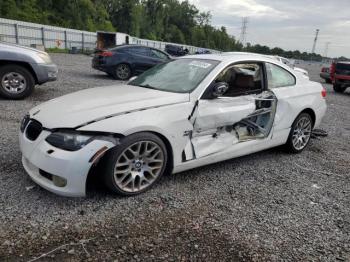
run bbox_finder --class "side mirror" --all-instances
[211,82,228,98]
[128,76,137,83]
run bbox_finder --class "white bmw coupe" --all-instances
[19,53,327,197]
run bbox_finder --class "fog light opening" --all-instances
[52,175,67,187]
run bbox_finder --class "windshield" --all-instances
[336,63,350,70]
[129,59,219,93]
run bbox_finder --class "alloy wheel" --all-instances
[1,72,27,94]
[113,140,165,193]
[292,116,312,150]
[116,64,131,80]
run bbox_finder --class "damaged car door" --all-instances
[189,62,278,159]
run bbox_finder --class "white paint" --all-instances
[20,53,327,197]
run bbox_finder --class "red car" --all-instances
[330,61,350,93]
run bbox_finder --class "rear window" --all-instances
[336,63,350,70]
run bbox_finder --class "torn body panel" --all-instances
[193,97,256,131]
[188,91,277,159]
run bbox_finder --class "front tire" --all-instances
[113,63,131,80]
[285,113,313,153]
[0,65,35,99]
[103,132,168,196]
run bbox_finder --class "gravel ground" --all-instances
[0,54,349,261]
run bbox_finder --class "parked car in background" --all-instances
[320,67,331,83]
[0,42,57,99]
[273,56,309,77]
[195,49,212,54]
[92,45,171,80]
[165,44,189,56]
[330,61,350,93]
[20,53,326,197]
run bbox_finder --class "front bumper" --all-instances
[32,63,58,84]
[19,129,115,197]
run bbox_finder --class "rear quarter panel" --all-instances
[272,79,326,131]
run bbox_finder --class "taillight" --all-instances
[100,51,113,57]
[321,87,327,98]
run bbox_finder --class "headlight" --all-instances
[45,131,94,151]
[37,52,52,64]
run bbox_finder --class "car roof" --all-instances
[337,61,350,64]
[182,52,281,64]
[114,44,163,50]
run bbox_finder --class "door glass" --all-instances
[151,49,168,60]
[129,47,150,56]
[213,62,263,97]
[266,63,296,88]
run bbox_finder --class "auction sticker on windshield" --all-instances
[189,61,212,68]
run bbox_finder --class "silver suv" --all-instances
[0,42,58,99]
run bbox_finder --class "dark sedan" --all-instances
[92,45,171,80]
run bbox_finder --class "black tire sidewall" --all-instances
[285,113,313,153]
[0,65,35,99]
[333,84,346,93]
[103,132,168,196]
[114,63,131,80]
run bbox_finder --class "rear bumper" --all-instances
[92,57,109,72]
[335,78,350,86]
[314,102,327,129]
[19,129,115,197]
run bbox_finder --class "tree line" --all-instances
[0,0,338,61]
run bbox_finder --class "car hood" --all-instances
[30,85,190,129]
[0,42,47,55]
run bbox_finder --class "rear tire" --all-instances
[0,65,35,99]
[333,84,346,93]
[285,113,313,153]
[113,63,131,80]
[103,132,168,196]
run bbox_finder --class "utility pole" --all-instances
[311,29,320,54]
[324,42,331,57]
[239,17,248,47]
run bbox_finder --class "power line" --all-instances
[311,29,319,54]
[239,17,248,46]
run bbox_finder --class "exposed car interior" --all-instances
[187,62,277,159]
[215,63,263,96]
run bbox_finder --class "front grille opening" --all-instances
[25,120,43,141]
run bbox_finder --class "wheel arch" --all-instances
[0,60,38,84]
[297,108,316,128]
[86,130,174,192]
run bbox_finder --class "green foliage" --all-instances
[0,0,115,32]
[0,0,332,59]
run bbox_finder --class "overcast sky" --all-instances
[188,0,349,57]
